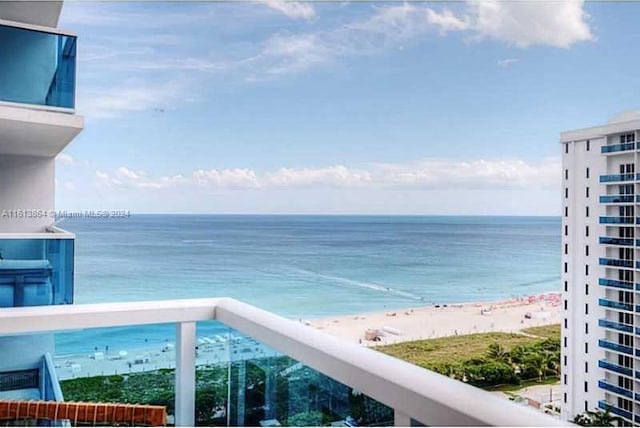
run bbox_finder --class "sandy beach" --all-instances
[54,292,560,380]
[306,292,561,345]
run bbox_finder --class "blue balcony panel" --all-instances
[598,360,633,376]
[599,237,634,246]
[598,401,632,421]
[600,173,635,183]
[600,216,635,225]
[599,339,634,355]
[599,319,633,333]
[0,24,76,109]
[598,380,633,398]
[599,258,634,268]
[599,298,633,311]
[599,278,634,290]
[0,237,73,308]
[600,195,634,203]
[602,142,636,153]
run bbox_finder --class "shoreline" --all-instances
[54,291,560,381]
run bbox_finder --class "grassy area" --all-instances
[486,376,560,392]
[377,332,544,369]
[521,324,561,340]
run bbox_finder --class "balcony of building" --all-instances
[599,319,634,334]
[0,20,82,157]
[598,379,633,399]
[599,278,635,290]
[601,142,636,154]
[599,339,634,356]
[599,173,636,183]
[598,359,633,377]
[599,237,634,246]
[0,298,564,427]
[599,258,634,268]
[599,195,635,204]
[598,400,632,421]
[0,228,74,308]
[599,216,636,225]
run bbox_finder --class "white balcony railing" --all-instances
[0,298,567,426]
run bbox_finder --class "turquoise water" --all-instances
[55,215,560,354]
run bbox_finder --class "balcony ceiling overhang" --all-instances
[0,105,83,157]
[0,1,62,27]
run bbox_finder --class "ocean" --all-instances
[55,215,560,355]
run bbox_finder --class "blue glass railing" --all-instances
[599,258,633,268]
[599,319,633,333]
[599,298,633,311]
[599,237,634,246]
[602,142,636,153]
[598,360,633,376]
[600,173,636,183]
[598,400,632,420]
[599,339,634,355]
[600,195,634,203]
[0,24,76,109]
[0,236,73,307]
[598,380,633,398]
[600,216,635,224]
[599,278,634,290]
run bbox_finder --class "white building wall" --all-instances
[0,154,54,233]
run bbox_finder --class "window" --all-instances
[564,243,568,254]
[564,374,567,385]
[586,226,589,237]
[585,361,588,373]
[585,283,589,295]
[565,206,568,217]
[585,303,588,314]
[564,300,568,310]
[564,393,567,404]
[565,169,569,180]
[565,225,568,236]
[586,187,589,198]
[586,167,589,178]
[584,401,588,412]
[564,281,568,292]
[564,262,568,273]
[585,265,589,276]
[585,245,589,256]
[585,323,588,334]
[586,206,589,217]
[564,318,568,328]
[566,144,569,154]
[564,337,567,348]
[565,188,569,198]
[585,342,588,353]
[564,355,567,366]
[586,140,590,151]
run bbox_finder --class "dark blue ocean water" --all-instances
[55,215,561,354]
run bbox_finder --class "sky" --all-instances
[54,0,640,215]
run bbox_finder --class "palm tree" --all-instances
[486,342,510,364]
[572,407,624,427]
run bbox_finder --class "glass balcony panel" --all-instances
[0,24,76,109]
[600,174,636,183]
[598,319,633,333]
[599,216,634,224]
[598,379,633,398]
[601,142,636,153]
[0,237,73,307]
[599,339,633,355]
[598,360,633,376]
[599,237,633,246]
[599,299,633,311]
[599,195,634,203]
[599,258,633,268]
[598,400,632,420]
[599,278,634,290]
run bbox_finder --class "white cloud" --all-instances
[89,158,559,192]
[257,0,316,20]
[497,58,519,67]
[470,0,593,48]
[78,80,187,119]
[425,8,470,34]
[57,153,89,167]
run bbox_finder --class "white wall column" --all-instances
[175,321,196,426]
[394,410,412,426]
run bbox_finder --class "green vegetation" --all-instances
[377,325,561,389]
[572,408,623,426]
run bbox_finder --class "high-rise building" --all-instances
[561,115,640,425]
[0,1,83,401]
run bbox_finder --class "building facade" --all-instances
[0,2,82,401]
[561,117,640,425]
